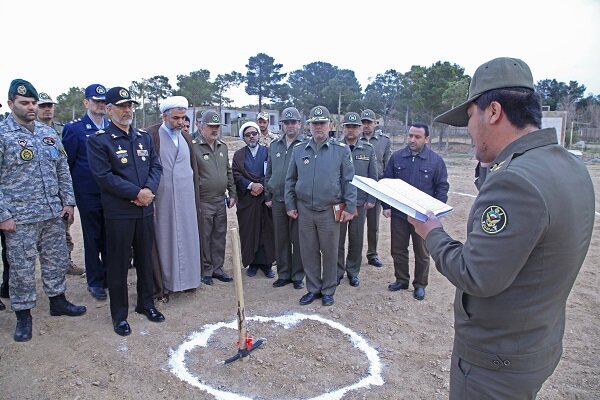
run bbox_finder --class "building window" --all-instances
[224,112,230,125]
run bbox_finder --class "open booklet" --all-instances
[351,176,453,222]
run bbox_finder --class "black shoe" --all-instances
[388,281,409,291]
[113,320,131,336]
[88,286,107,301]
[0,283,9,299]
[322,294,335,306]
[246,265,258,277]
[349,276,360,287]
[49,294,87,316]
[293,280,305,290]
[0,298,5,311]
[201,276,213,285]
[213,273,233,282]
[414,287,425,301]
[14,309,32,342]
[135,306,165,322]
[299,292,321,305]
[273,279,292,288]
[368,257,383,267]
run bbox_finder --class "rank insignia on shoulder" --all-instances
[490,161,505,172]
[481,205,507,234]
[138,129,147,133]
[86,124,92,129]
[192,139,197,144]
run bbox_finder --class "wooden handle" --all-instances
[229,228,248,355]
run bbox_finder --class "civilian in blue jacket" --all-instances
[383,122,449,300]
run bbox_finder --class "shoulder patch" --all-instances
[480,205,507,234]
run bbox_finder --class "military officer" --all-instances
[191,110,237,285]
[337,112,377,287]
[359,109,391,268]
[411,57,595,399]
[62,84,110,300]
[265,107,306,289]
[87,86,164,337]
[0,79,86,342]
[285,106,357,307]
[256,111,278,147]
[37,91,84,276]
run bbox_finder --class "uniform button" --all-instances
[503,360,510,366]
[492,360,501,366]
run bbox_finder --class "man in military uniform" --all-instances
[37,92,84,276]
[62,84,111,300]
[285,106,356,306]
[411,57,595,399]
[257,111,278,147]
[337,112,377,288]
[0,79,86,342]
[265,107,305,289]
[360,109,391,268]
[191,110,237,285]
[87,86,164,337]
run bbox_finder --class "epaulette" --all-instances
[138,129,147,133]
[293,141,304,147]
[192,139,197,144]
[489,160,506,172]
[55,122,64,126]
[95,129,105,135]
[333,140,345,147]
[362,141,373,147]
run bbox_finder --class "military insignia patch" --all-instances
[43,137,56,146]
[20,148,34,161]
[119,89,129,98]
[314,107,323,116]
[285,111,293,119]
[86,124,92,129]
[303,156,309,165]
[276,152,281,157]
[121,158,128,164]
[17,85,26,95]
[203,154,209,160]
[348,114,358,122]
[219,152,223,157]
[481,205,507,234]
[39,92,50,101]
[96,86,106,94]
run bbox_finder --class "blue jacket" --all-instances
[383,144,449,218]
[62,114,110,197]
[86,122,162,219]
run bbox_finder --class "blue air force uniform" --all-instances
[86,122,162,322]
[62,114,109,289]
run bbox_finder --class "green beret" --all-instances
[9,79,38,101]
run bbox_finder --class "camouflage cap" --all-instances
[257,111,270,121]
[9,79,38,100]
[105,86,139,105]
[307,105,331,123]
[281,107,301,121]
[201,110,222,125]
[360,109,376,122]
[343,112,361,125]
[435,57,534,127]
[37,92,57,105]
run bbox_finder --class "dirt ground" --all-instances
[0,143,599,399]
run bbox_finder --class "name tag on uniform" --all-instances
[137,150,149,156]
[355,154,370,161]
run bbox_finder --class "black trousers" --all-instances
[78,203,107,289]
[105,215,155,322]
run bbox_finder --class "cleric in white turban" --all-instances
[159,96,189,113]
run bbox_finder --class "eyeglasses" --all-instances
[244,131,259,137]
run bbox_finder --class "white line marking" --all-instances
[169,313,384,400]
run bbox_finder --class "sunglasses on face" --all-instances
[244,131,259,137]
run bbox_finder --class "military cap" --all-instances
[85,84,107,100]
[38,92,57,105]
[343,112,361,125]
[307,105,331,122]
[435,57,534,127]
[9,79,38,100]
[201,110,222,125]
[105,86,139,105]
[257,111,270,121]
[281,107,301,121]
[360,109,376,122]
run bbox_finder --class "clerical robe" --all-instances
[148,123,202,293]
[232,145,275,267]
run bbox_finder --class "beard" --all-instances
[246,141,258,148]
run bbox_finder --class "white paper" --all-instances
[351,176,452,222]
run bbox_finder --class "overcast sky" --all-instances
[1,0,599,108]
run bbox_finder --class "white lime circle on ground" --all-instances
[169,312,384,400]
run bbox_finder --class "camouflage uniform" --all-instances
[0,115,76,311]
[258,131,279,147]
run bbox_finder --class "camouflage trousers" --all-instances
[6,217,69,311]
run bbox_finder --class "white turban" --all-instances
[239,121,261,139]
[159,96,189,113]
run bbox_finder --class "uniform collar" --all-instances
[342,138,363,149]
[107,122,139,139]
[195,136,222,146]
[401,144,430,159]
[490,128,558,172]
[3,114,45,133]
[305,137,330,151]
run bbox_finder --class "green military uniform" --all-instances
[337,138,377,282]
[191,136,236,278]
[360,128,391,263]
[426,129,595,397]
[265,133,306,283]
[285,136,356,298]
